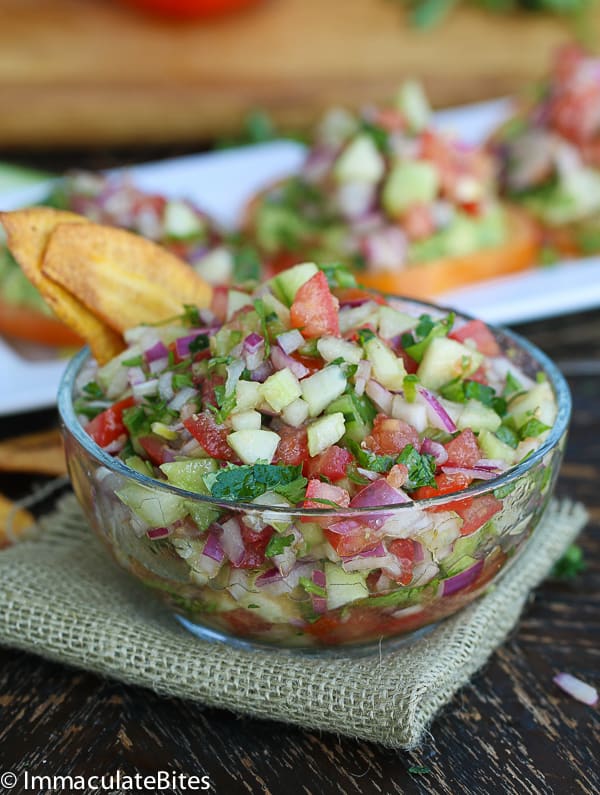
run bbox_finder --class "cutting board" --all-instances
[0,0,587,147]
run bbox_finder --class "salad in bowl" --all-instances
[59,260,570,650]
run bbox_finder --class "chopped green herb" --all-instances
[503,371,522,398]
[122,405,151,437]
[408,766,431,775]
[299,576,327,598]
[173,373,194,390]
[440,377,506,415]
[182,304,202,326]
[189,334,210,355]
[320,263,357,289]
[552,544,585,579]
[274,476,310,504]
[208,355,234,370]
[265,533,295,557]
[209,385,237,424]
[347,439,396,473]
[253,298,271,357]
[496,420,519,449]
[536,372,547,384]
[357,327,376,345]
[397,444,437,489]
[402,312,454,363]
[121,355,144,367]
[208,463,306,503]
[232,243,262,283]
[519,417,550,439]
[82,381,104,399]
[247,604,261,609]
[403,374,419,403]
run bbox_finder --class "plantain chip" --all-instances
[0,494,37,549]
[0,208,124,364]
[41,222,213,333]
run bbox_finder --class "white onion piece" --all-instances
[276,329,304,355]
[132,379,159,398]
[553,673,598,706]
[158,370,175,401]
[366,380,393,414]
[149,356,169,375]
[354,360,372,397]
[226,360,245,396]
[167,386,197,411]
[220,518,246,567]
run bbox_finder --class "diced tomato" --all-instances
[373,107,405,132]
[138,434,172,466]
[233,524,274,569]
[324,524,381,557]
[444,429,481,468]
[468,365,488,385]
[414,472,474,513]
[450,319,501,357]
[275,426,309,466]
[220,608,272,637]
[200,373,225,411]
[386,538,415,585]
[289,352,323,377]
[364,414,419,457]
[386,463,409,489]
[333,287,387,307]
[210,285,229,323]
[455,494,502,536]
[86,396,135,448]
[394,346,419,375]
[290,271,340,338]
[182,412,238,462]
[306,604,427,645]
[302,480,350,526]
[303,445,353,482]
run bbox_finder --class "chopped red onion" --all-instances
[243,333,265,371]
[175,329,214,359]
[310,569,328,614]
[146,526,171,540]
[276,329,304,355]
[418,387,457,433]
[103,434,126,454]
[362,226,407,271]
[220,518,245,566]
[203,531,225,562]
[270,346,309,379]
[475,458,507,472]
[158,370,175,401]
[249,360,274,383]
[553,673,598,706]
[354,360,372,397]
[167,386,197,412]
[144,340,169,363]
[127,366,146,387]
[421,438,448,466]
[149,356,169,375]
[441,559,484,596]
[350,479,410,509]
[366,380,393,414]
[356,467,380,482]
[441,466,498,480]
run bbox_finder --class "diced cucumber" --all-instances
[116,483,188,527]
[212,327,242,356]
[270,262,319,306]
[325,562,369,610]
[326,393,371,443]
[226,289,253,321]
[508,382,556,429]
[282,397,310,428]
[479,429,516,466]
[394,80,431,133]
[307,412,346,457]
[193,246,234,285]
[260,367,302,412]
[235,380,261,411]
[164,200,205,240]
[364,337,406,390]
[160,458,218,492]
[125,455,154,477]
[457,400,502,433]
[382,161,439,216]
[261,292,291,325]
[317,336,363,364]
[441,522,496,576]
[227,429,280,464]
[251,491,293,533]
[338,301,381,334]
[443,215,480,257]
[301,366,347,417]
[333,135,385,184]
[418,337,484,391]
[300,521,325,549]
[377,306,416,340]
[230,409,262,431]
[391,396,428,432]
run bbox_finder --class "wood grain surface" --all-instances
[0,306,598,794]
[0,0,589,147]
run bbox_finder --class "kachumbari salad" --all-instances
[245,82,538,299]
[73,262,559,647]
[490,45,600,257]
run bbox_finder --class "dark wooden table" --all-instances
[0,197,598,792]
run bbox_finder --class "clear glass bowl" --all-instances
[58,308,571,654]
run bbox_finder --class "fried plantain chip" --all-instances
[0,208,125,364]
[0,494,37,549]
[42,222,213,333]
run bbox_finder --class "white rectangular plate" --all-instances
[1,99,598,416]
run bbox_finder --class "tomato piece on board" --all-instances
[183,412,238,461]
[364,414,419,457]
[275,426,309,466]
[302,480,350,526]
[86,396,135,448]
[450,319,501,357]
[333,287,387,307]
[455,494,502,536]
[303,445,353,482]
[415,472,474,513]
[290,271,340,338]
[444,429,481,468]
[232,523,274,569]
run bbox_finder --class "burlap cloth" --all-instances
[0,493,588,749]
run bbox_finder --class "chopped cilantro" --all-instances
[299,576,327,598]
[408,766,431,775]
[397,444,436,489]
[320,263,357,289]
[265,533,295,557]
[73,399,108,420]
[189,334,210,355]
[121,355,144,367]
[552,544,585,579]
[359,119,389,152]
[209,463,307,503]
[357,327,376,345]
[536,372,547,384]
[173,372,194,390]
[232,243,262,283]
[182,304,202,326]
[247,604,261,609]
[253,298,271,356]
[402,312,454,363]
[209,385,237,424]
[503,371,522,398]
[496,420,519,449]
[208,355,234,370]
[82,381,104,399]
[273,476,309,504]
[403,374,419,403]
[122,405,151,437]
[440,377,506,415]
[347,439,396,473]
[519,417,550,440]
[346,467,371,485]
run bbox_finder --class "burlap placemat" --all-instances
[0,493,588,749]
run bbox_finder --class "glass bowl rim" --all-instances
[58,300,571,518]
